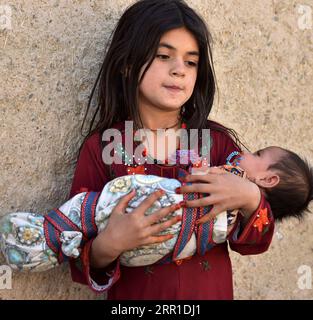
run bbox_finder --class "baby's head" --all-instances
[238,146,313,221]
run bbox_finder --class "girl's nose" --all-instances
[172,70,184,77]
[170,59,185,77]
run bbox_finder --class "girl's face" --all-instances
[138,27,199,113]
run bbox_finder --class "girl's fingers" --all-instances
[196,206,223,225]
[178,183,214,194]
[135,189,166,215]
[184,194,220,208]
[196,214,212,225]
[183,173,218,183]
[148,214,182,235]
[206,167,226,175]
[145,202,183,225]
[144,234,175,245]
[113,189,136,213]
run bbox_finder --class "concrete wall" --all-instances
[0,0,312,299]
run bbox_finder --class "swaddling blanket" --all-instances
[0,167,242,272]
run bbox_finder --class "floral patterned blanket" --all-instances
[0,170,241,272]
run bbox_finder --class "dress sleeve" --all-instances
[227,195,274,255]
[211,128,275,255]
[70,238,121,293]
[68,133,120,293]
[69,133,110,198]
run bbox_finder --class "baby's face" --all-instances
[238,146,283,180]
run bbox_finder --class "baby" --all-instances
[238,146,313,222]
[0,146,312,272]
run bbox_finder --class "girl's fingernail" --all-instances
[176,215,182,221]
[179,201,187,207]
[173,204,181,210]
[158,189,165,195]
[196,219,202,225]
[175,187,181,194]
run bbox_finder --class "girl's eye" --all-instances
[187,61,198,67]
[156,54,169,60]
[156,55,198,67]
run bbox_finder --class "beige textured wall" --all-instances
[0,0,312,300]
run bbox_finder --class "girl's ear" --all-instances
[255,172,280,189]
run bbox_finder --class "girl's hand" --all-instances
[178,167,261,225]
[93,189,183,258]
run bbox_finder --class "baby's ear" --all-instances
[255,172,280,189]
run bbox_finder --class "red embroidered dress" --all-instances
[68,122,274,300]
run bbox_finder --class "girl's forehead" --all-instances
[159,27,199,50]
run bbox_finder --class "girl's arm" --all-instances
[68,133,181,293]
[215,131,275,255]
[227,194,274,255]
[71,189,180,293]
[68,133,118,291]
[181,170,274,254]
[179,129,275,255]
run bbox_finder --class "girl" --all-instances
[69,0,274,299]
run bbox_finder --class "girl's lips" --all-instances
[164,86,183,93]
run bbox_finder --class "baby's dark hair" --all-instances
[265,149,313,222]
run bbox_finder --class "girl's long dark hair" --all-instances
[80,0,243,151]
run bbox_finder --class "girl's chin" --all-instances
[158,100,187,110]
[159,105,184,112]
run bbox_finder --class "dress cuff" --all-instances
[79,239,120,293]
[228,194,271,243]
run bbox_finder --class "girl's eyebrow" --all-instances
[158,42,199,57]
